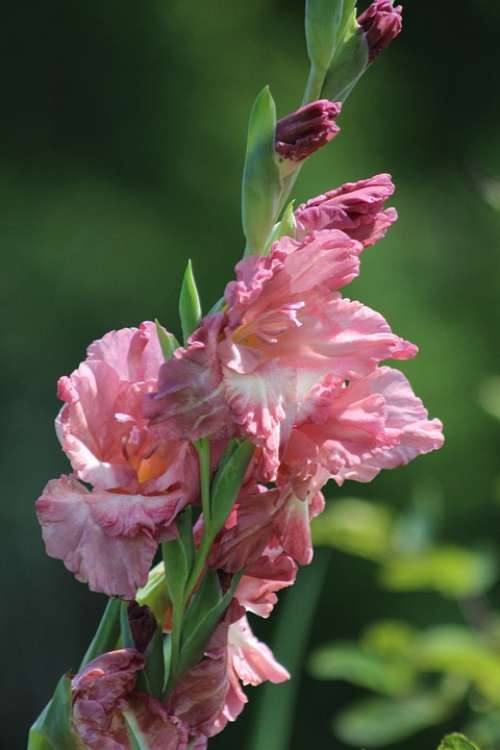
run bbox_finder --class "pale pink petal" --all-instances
[228,616,290,685]
[295,174,397,248]
[87,322,165,383]
[274,493,314,565]
[236,552,297,618]
[223,362,297,479]
[36,476,185,597]
[335,367,444,483]
[145,314,232,442]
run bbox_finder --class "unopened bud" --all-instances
[127,601,157,653]
[358,0,403,62]
[275,100,341,176]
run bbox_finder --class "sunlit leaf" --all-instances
[309,641,413,695]
[361,620,417,659]
[178,259,202,342]
[438,733,481,750]
[335,693,450,747]
[312,498,393,560]
[136,562,169,626]
[416,626,500,704]
[379,546,497,598]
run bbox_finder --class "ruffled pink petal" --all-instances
[145,314,233,442]
[334,367,444,483]
[228,615,290,685]
[87,322,165,384]
[236,552,297,618]
[295,174,397,248]
[223,362,297,479]
[36,475,185,597]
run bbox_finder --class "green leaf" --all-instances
[264,201,297,254]
[438,734,481,750]
[79,597,121,669]
[161,508,195,609]
[242,86,283,256]
[124,710,151,750]
[479,376,500,420]
[309,641,413,695]
[155,319,179,359]
[305,0,351,75]
[177,571,242,677]
[178,259,202,342]
[416,626,500,704]
[335,693,450,748]
[361,620,417,659]
[379,546,497,598]
[322,9,369,102]
[464,712,500,749]
[28,674,77,750]
[209,439,254,535]
[136,628,165,700]
[182,569,222,642]
[136,562,169,625]
[311,497,393,560]
[120,600,135,649]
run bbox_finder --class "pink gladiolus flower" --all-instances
[275,100,342,171]
[236,551,297,617]
[295,174,398,248]
[36,323,198,598]
[71,649,188,750]
[358,0,403,62]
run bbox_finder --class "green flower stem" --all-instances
[80,597,122,669]
[302,62,327,104]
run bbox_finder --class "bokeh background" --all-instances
[3,0,500,748]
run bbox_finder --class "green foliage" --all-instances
[178,259,202,342]
[322,7,369,102]
[479,376,500,421]
[136,562,170,625]
[309,641,414,695]
[241,86,282,255]
[155,319,179,359]
[438,734,481,750]
[79,597,122,668]
[361,620,417,660]
[264,201,297,254]
[305,0,350,79]
[311,497,394,560]
[209,439,254,534]
[380,547,497,598]
[161,508,195,609]
[335,692,450,747]
[28,675,77,750]
[137,627,165,700]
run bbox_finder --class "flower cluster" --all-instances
[32,2,442,747]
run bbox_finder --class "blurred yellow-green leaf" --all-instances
[309,641,414,696]
[334,693,449,747]
[438,733,481,750]
[417,626,500,704]
[361,620,417,660]
[379,546,497,598]
[479,376,500,420]
[312,498,393,560]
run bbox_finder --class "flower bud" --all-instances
[127,601,158,653]
[275,100,342,176]
[358,0,403,62]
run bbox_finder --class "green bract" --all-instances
[28,675,76,750]
[242,86,283,256]
[179,259,202,342]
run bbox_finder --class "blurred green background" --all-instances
[3,0,500,748]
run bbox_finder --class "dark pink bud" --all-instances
[275,100,342,166]
[128,601,158,653]
[358,0,403,62]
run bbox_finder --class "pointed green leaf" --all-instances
[136,628,165,700]
[155,319,179,359]
[124,710,151,750]
[28,674,77,750]
[177,571,242,677]
[161,508,195,609]
[120,600,135,649]
[322,9,369,102]
[305,0,349,75]
[209,440,254,534]
[179,260,202,342]
[182,569,222,642]
[242,86,283,256]
[438,734,481,750]
[80,597,121,669]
